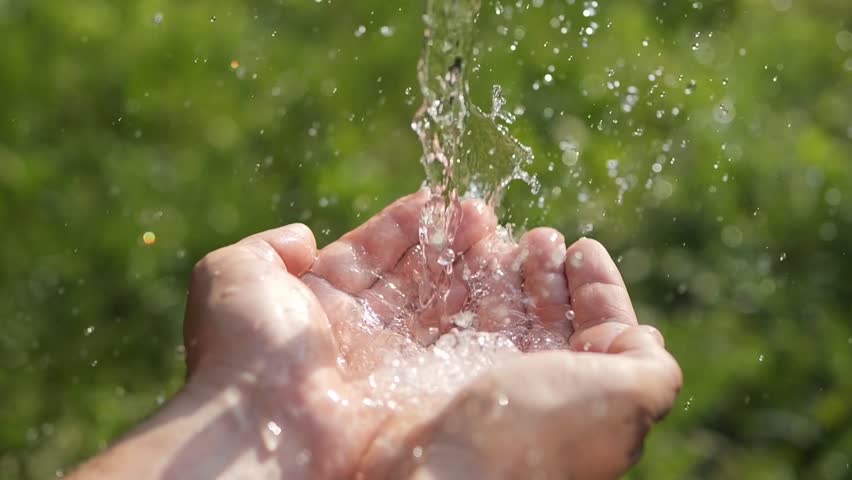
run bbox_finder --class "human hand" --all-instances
[70,189,681,480]
[183,188,681,479]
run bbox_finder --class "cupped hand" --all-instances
[182,189,682,480]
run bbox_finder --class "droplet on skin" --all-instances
[412,446,424,458]
[267,421,282,435]
[262,421,282,451]
[550,248,566,268]
[327,389,341,403]
[497,393,509,406]
[296,449,312,465]
[569,251,584,268]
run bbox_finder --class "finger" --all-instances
[565,238,637,333]
[569,322,666,354]
[239,223,317,275]
[519,228,571,335]
[312,190,430,293]
[186,237,334,375]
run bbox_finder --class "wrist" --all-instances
[67,375,272,479]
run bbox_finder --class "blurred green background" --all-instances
[1,0,851,478]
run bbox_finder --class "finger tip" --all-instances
[566,237,607,262]
[565,237,626,293]
[520,228,566,264]
[521,227,565,247]
[277,223,319,274]
[289,223,318,251]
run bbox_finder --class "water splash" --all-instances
[411,0,537,343]
[413,0,536,207]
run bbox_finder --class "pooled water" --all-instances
[363,329,520,411]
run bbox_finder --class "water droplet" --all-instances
[497,393,509,406]
[262,421,282,451]
[327,389,341,403]
[570,251,585,268]
[713,99,736,124]
[209,16,216,23]
[296,449,312,465]
[152,12,164,25]
[451,311,476,328]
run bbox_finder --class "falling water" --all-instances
[411,0,538,343]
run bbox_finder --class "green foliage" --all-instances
[1,0,850,478]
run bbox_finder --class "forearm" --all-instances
[67,381,266,480]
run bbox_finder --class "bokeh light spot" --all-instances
[142,231,157,245]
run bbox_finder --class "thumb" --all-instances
[237,223,318,275]
[184,223,333,376]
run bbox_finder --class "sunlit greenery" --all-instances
[1,0,850,478]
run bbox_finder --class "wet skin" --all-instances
[69,190,682,480]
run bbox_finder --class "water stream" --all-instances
[412,0,539,344]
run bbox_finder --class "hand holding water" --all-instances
[69,191,681,480]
